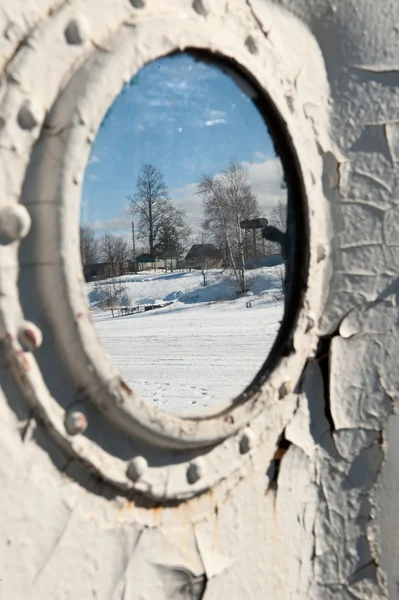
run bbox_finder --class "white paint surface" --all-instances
[0,0,397,598]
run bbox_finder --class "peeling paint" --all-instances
[0,0,396,598]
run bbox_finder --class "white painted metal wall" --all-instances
[0,0,398,598]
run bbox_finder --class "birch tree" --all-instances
[197,160,260,293]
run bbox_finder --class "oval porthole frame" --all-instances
[0,0,330,500]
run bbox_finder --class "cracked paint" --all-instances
[0,0,397,599]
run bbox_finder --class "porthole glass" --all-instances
[80,52,290,415]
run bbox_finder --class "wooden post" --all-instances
[132,221,137,273]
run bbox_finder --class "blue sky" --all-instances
[81,52,285,240]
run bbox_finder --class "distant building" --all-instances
[83,262,111,282]
[135,253,178,272]
[185,244,223,269]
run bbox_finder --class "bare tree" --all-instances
[128,164,190,264]
[270,200,287,233]
[99,232,117,276]
[113,237,129,276]
[197,159,260,293]
[80,226,99,266]
[98,232,128,277]
[96,276,126,317]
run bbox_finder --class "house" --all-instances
[135,253,180,272]
[185,244,223,269]
[135,254,161,271]
[83,262,111,282]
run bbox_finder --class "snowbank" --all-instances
[86,266,284,414]
[87,266,283,309]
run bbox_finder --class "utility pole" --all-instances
[132,221,137,273]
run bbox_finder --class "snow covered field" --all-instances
[87,268,284,414]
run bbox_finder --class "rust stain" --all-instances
[314,351,329,363]
[15,371,27,386]
[265,446,289,498]
[17,350,30,372]
[273,448,288,460]
[120,380,133,395]
[119,499,135,512]
[273,490,278,517]
[152,504,163,526]
[75,312,83,319]
[23,328,37,348]
[118,500,135,512]
[223,414,234,424]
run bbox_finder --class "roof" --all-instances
[185,244,222,261]
[136,247,181,262]
[136,254,157,263]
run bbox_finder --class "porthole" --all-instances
[80,51,298,417]
[5,3,327,498]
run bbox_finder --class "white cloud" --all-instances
[164,80,188,91]
[204,118,227,127]
[207,109,226,119]
[88,154,100,165]
[252,151,268,162]
[170,183,203,228]
[90,205,132,232]
[242,157,286,214]
[148,99,175,108]
[121,61,229,132]
[85,157,286,236]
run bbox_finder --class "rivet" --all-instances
[17,99,44,131]
[64,18,90,45]
[278,380,292,399]
[129,0,146,8]
[245,35,258,54]
[18,322,43,352]
[193,0,209,16]
[65,411,88,435]
[317,244,327,263]
[126,456,148,481]
[0,204,31,243]
[187,459,205,484]
[239,427,256,454]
